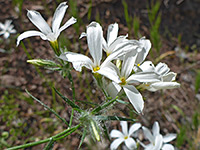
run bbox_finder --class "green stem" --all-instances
[6,124,81,150]
[69,108,74,128]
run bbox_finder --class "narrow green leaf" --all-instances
[95,115,137,122]
[91,97,118,114]
[78,127,87,149]
[172,104,185,117]
[195,70,200,93]
[44,138,54,150]
[25,89,69,126]
[54,88,81,111]
[116,99,129,105]
[102,121,111,141]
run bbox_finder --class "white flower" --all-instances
[102,23,128,56]
[0,20,16,39]
[141,121,177,150]
[140,61,180,91]
[105,53,160,113]
[59,21,139,81]
[110,121,141,150]
[16,2,76,46]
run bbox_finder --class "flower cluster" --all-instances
[59,21,180,114]
[14,2,180,149]
[110,121,176,150]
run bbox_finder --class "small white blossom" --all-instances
[110,121,141,150]
[0,20,16,39]
[141,121,177,150]
[17,2,76,46]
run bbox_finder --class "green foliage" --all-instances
[69,0,82,34]
[133,15,140,38]
[122,0,141,36]
[87,0,92,21]
[122,0,131,31]
[12,0,23,15]
[0,90,36,149]
[195,70,200,93]
[176,126,187,148]
[148,1,162,55]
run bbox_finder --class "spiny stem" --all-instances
[6,124,81,150]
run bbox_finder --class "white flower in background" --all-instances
[59,21,139,81]
[141,121,177,150]
[140,61,180,91]
[0,20,16,39]
[105,53,160,113]
[102,23,128,56]
[16,2,76,46]
[110,121,141,150]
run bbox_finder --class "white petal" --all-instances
[145,144,155,150]
[135,37,151,65]
[107,23,118,46]
[0,22,4,29]
[79,32,87,39]
[162,72,177,82]
[108,35,128,54]
[155,62,170,75]
[128,123,141,136]
[123,85,144,114]
[27,10,51,35]
[163,134,177,143]
[110,138,124,150]
[152,121,160,136]
[86,22,103,66]
[142,126,154,143]
[154,134,163,150]
[97,62,121,83]
[106,82,122,98]
[16,30,47,46]
[151,82,180,90]
[121,54,137,79]
[127,72,160,84]
[110,129,124,138]
[58,17,77,35]
[139,61,155,72]
[125,138,137,149]
[52,2,68,33]
[102,37,108,53]
[162,144,175,150]
[120,121,128,135]
[4,32,10,39]
[59,52,93,72]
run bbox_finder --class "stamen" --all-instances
[120,77,127,85]
[124,136,128,140]
[93,66,100,72]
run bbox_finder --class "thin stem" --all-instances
[26,89,69,126]
[6,124,81,150]
[69,108,74,128]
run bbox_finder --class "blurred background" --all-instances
[0,0,200,149]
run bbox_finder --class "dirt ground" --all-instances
[0,0,200,149]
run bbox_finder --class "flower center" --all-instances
[120,77,127,85]
[137,63,140,67]
[93,66,100,72]
[124,136,128,140]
